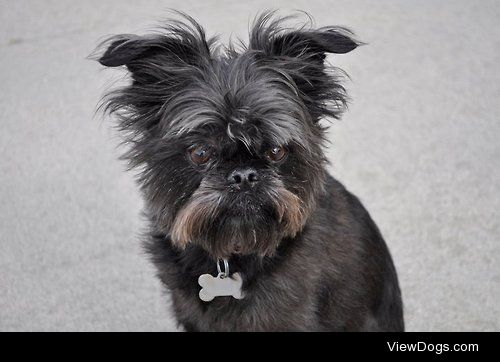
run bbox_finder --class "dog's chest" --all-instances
[172,272,317,332]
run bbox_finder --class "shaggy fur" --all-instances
[94,11,404,331]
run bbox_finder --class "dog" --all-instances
[94,11,404,331]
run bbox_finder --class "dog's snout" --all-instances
[228,168,259,188]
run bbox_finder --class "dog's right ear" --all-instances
[94,12,213,75]
[98,34,152,67]
[96,34,208,69]
[94,29,212,82]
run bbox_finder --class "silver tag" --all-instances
[198,272,244,302]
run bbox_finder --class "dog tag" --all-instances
[198,272,244,302]
[198,259,244,302]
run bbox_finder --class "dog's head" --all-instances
[95,12,357,259]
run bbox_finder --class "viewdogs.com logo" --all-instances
[387,342,479,354]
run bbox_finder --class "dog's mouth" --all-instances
[209,204,281,258]
[227,192,267,216]
[169,183,306,259]
[226,224,258,255]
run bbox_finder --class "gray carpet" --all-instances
[1,0,499,331]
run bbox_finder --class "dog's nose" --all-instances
[227,168,259,188]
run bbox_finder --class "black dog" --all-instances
[95,11,404,331]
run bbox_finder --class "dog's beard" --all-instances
[170,179,307,258]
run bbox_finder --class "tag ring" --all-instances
[217,258,229,278]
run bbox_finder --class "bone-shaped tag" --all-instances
[198,273,244,302]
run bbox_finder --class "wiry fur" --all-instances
[94,11,404,331]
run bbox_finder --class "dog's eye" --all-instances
[266,145,287,162]
[188,144,214,165]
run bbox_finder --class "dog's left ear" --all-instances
[251,27,358,60]
[250,22,359,120]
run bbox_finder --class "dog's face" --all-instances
[96,13,357,259]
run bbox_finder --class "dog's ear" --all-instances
[97,34,208,67]
[250,27,358,61]
[92,18,214,149]
[94,26,212,83]
[249,15,360,120]
[98,34,156,67]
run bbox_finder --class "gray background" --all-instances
[1,0,499,331]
